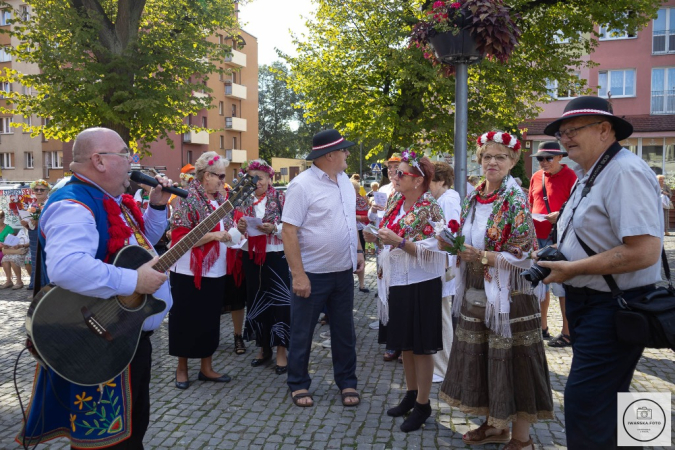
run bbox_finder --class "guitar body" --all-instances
[26,245,167,386]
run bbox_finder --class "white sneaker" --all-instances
[432,373,444,383]
[321,339,331,348]
[319,330,331,339]
[368,321,379,330]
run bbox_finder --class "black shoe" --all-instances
[274,365,287,375]
[251,349,273,367]
[175,371,190,390]
[541,327,551,339]
[400,401,432,432]
[359,287,370,293]
[387,390,418,417]
[197,371,231,383]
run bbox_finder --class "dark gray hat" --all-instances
[307,129,356,160]
[531,141,568,157]
[543,96,633,141]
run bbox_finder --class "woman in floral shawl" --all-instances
[438,132,553,450]
[169,151,234,389]
[236,159,291,375]
[365,151,447,433]
[21,179,50,289]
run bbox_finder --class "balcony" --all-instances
[226,149,247,163]
[225,117,247,132]
[183,130,210,145]
[224,49,246,68]
[225,81,247,100]
[653,29,675,53]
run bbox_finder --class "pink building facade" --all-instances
[523,1,675,179]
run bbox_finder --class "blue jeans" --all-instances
[563,285,648,450]
[287,269,357,393]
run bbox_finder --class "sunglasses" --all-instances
[208,172,227,181]
[396,169,421,178]
[536,156,555,162]
[33,188,47,192]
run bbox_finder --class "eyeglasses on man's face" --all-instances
[554,121,605,141]
[96,147,132,159]
[536,156,555,163]
[482,154,510,163]
[208,172,227,181]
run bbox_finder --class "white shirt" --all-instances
[171,200,227,277]
[241,196,284,252]
[436,189,462,296]
[282,164,358,274]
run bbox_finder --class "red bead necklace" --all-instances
[475,189,499,204]
[252,192,266,206]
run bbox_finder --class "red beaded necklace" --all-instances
[252,192,266,206]
[475,187,500,204]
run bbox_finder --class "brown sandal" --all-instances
[291,391,314,407]
[341,390,361,407]
[462,422,510,445]
[502,436,533,450]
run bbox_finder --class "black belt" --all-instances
[141,331,154,339]
[563,284,655,297]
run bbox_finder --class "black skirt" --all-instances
[378,277,443,355]
[169,272,226,358]
[222,273,246,313]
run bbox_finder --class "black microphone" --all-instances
[130,170,189,199]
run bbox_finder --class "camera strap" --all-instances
[558,142,623,246]
[541,172,552,214]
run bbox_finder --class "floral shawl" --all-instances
[453,175,541,337]
[238,186,285,265]
[377,191,447,324]
[171,179,227,289]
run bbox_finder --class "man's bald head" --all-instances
[72,127,125,163]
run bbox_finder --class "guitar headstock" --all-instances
[229,174,259,207]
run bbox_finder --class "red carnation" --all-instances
[502,133,512,145]
[448,219,460,233]
[423,225,434,235]
[487,131,497,140]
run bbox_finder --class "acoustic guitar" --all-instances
[25,174,258,386]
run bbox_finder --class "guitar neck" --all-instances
[154,200,235,273]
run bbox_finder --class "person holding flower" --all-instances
[366,149,447,432]
[21,179,50,290]
[438,132,553,450]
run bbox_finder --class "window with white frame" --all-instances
[598,69,635,97]
[544,75,579,100]
[22,85,32,96]
[0,81,10,98]
[0,10,11,26]
[0,116,12,133]
[0,47,12,62]
[24,152,33,169]
[653,8,675,53]
[23,115,31,129]
[45,150,63,168]
[599,19,636,40]
[219,135,224,149]
[0,153,13,169]
[20,5,30,21]
[651,67,675,114]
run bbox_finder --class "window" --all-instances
[599,22,636,40]
[24,152,33,169]
[232,137,237,149]
[23,115,31,130]
[45,150,63,168]
[20,5,29,21]
[219,101,224,115]
[653,8,675,53]
[186,151,193,164]
[232,72,237,84]
[187,115,192,125]
[22,85,32,96]
[231,104,237,117]
[0,116,12,133]
[0,152,13,168]
[201,116,207,128]
[544,75,579,100]
[651,68,675,114]
[0,10,11,26]
[598,69,635,97]
[219,135,224,149]
[0,81,10,98]
[0,47,12,62]
[218,35,223,45]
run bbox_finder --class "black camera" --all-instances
[521,245,567,287]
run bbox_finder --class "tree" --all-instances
[0,0,240,151]
[282,0,662,160]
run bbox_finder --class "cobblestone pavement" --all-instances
[1,250,673,450]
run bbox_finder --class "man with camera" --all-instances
[528,142,576,347]
[535,96,663,449]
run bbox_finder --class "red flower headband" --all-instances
[207,155,220,166]
[476,131,522,152]
[246,160,274,177]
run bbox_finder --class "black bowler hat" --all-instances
[543,96,633,141]
[307,129,356,160]
[531,141,568,157]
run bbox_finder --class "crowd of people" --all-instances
[9,95,669,450]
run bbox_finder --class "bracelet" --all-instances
[397,238,406,249]
[357,250,364,254]
[149,203,167,211]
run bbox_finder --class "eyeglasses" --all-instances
[396,169,421,178]
[554,121,605,140]
[536,156,555,163]
[482,154,510,163]
[33,188,47,192]
[96,149,132,158]
[208,172,227,181]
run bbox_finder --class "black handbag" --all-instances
[577,238,675,350]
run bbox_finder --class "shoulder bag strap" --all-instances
[541,172,552,214]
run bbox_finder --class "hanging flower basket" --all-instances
[428,19,482,64]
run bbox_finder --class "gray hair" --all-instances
[194,151,229,181]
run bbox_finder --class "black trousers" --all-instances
[72,334,153,450]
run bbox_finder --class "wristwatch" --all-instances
[481,251,489,265]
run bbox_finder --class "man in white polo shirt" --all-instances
[282,129,365,408]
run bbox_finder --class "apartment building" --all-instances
[138,29,259,184]
[522,0,675,179]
